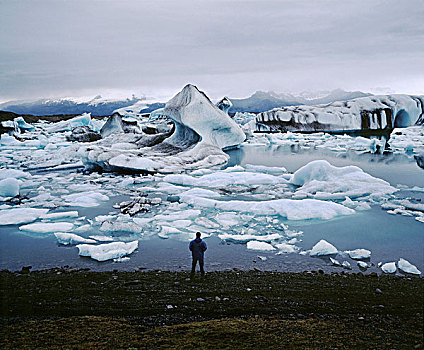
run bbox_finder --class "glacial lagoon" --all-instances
[1,140,423,274]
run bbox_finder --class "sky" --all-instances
[0,0,423,102]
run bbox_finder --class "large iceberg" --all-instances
[78,85,245,173]
[290,160,397,200]
[256,94,424,132]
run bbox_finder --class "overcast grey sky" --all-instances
[0,0,423,102]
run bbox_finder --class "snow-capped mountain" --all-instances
[0,95,164,116]
[228,89,372,113]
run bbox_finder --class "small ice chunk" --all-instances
[74,224,91,233]
[345,249,371,260]
[19,222,74,233]
[310,240,338,256]
[76,240,138,261]
[357,261,369,269]
[342,261,352,269]
[257,256,267,261]
[63,191,109,207]
[330,257,341,266]
[54,232,96,245]
[246,241,276,251]
[0,208,49,225]
[100,221,142,234]
[397,258,421,275]
[275,242,298,253]
[0,178,20,197]
[381,262,397,274]
[113,256,131,262]
[41,211,79,219]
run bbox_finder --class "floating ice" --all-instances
[397,258,421,275]
[89,235,114,242]
[40,211,79,219]
[164,171,287,188]
[76,240,138,261]
[13,117,34,132]
[275,242,299,253]
[342,261,352,269]
[19,222,74,233]
[100,221,142,234]
[181,195,354,220]
[63,191,109,207]
[0,208,49,225]
[290,160,397,200]
[256,94,423,132]
[357,261,369,269]
[310,240,338,256]
[218,233,281,242]
[381,262,397,273]
[246,241,276,251]
[345,249,371,260]
[48,113,96,133]
[0,178,20,197]
[54,232,96,245]
[0,168,31,180]
[330,257,341,266]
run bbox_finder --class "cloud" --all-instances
[0,0,423,100]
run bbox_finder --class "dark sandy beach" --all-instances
[1,268,422,349]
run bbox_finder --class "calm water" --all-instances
[0,143,423,274]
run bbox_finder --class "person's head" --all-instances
[196,232,201,239]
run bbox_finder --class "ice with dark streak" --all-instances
[78,85,245,173]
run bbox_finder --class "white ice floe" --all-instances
[290,160,397,200]
[345,249,371,260]
[357,261,369,269]
[330,257,341,266]
[397,258,421,275]
[40,211,79,219]
[218,233,281,242]
[381,262,397,273]
[76,240,138,261]
[310,240,338,256]
[89,235,114,242]
[246,241,276,251]
[275,242,299,253]
[113,257,131,262]
[54,232,96,245]
[0,208,49,225]
[100,221,142,234]
[164,171,287,188]
[19,222,74,233]
[0,168,31,180]
[63,191,109,207]
[0,178,20,197]
[342,261,352,269]
[181,195,354,220]
[74,224,91,233]
[47,113,97,133]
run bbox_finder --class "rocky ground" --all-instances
[0,268,423,349]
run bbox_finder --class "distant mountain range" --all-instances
[228,89,373,113]
[0,95,164,116]
[0,89,372,116]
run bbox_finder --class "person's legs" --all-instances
[199,258,205,277]
[191,258,198,277]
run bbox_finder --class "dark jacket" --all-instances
[189,238,207,259]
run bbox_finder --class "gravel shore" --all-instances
[1,268,423,349]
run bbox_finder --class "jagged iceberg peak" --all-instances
[152,84,245,150]
[78,85,245,173]
[216,96,233,114]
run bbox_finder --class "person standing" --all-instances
[189,232,207,278]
